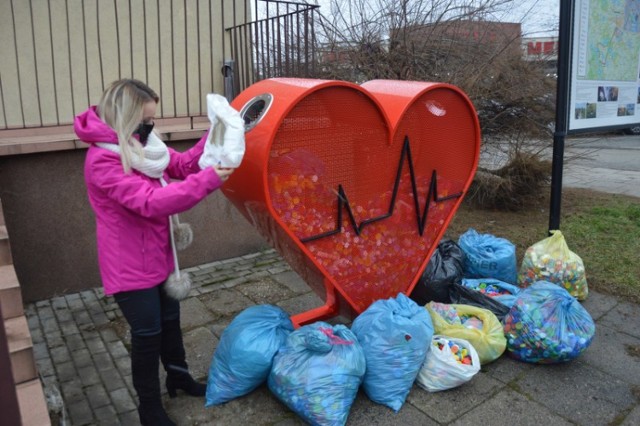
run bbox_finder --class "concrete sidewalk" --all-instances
[27,248,640,426]
[562,135,640,198]
[479,134,640,198]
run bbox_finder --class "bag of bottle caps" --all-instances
[460,278,521,308]
[426,301,506,364]
[503,281,595,363]
[205,305,293,406]
[416,335,481,392]
[268,322,365,425]
[519,230,588,300]
[410,239,466,305]
[352,293,434,412]
[458,228,517,284]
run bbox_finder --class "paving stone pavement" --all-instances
[27,248,640,426]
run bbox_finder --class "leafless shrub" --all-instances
[466,151,551,210]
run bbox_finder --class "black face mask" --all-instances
[135,121,155,144]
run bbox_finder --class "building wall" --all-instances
[402,20,522,58]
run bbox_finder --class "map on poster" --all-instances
[569,0,640,132]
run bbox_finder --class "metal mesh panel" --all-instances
[265,85,476,311]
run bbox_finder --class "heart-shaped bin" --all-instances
[223,78,480,326]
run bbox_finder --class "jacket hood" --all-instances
[74,106,119,145]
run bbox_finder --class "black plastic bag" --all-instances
[449,283,510,322]
[410,239,465,305]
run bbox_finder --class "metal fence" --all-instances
[227,0,320,92]
[0,0,251,130]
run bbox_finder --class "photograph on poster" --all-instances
[586,103,597,118]
[618,105,628,116]
[598,86,606,101]
[575,103,587,119]
[597,86,619,102]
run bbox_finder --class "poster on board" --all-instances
[568,0,640,132]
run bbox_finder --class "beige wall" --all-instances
[0,0,250,129]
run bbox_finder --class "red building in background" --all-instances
[522,36,559,76]
[524,37,559,60]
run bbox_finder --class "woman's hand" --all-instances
[213,165,234,181]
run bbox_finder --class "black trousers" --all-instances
[113,284,180,338]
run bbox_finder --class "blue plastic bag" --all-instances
[458,228,517,284]
[268,322,365,426]
[351,293,434,412]
[205,305,294,406]
[461,278,521,307]
[503,281,595,364]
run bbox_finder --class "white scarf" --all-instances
[96,132,193,300]
[97,131,170,180]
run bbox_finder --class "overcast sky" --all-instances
[495,0,559,37]
[306,0,560,38]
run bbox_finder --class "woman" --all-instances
[74,79,233,425]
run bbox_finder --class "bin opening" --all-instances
[240,93,272,131]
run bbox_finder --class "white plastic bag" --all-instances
[199,94,245,169]
[416,335,480,392]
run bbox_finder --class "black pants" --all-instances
[114,284,188,412]
[114,284,180,338]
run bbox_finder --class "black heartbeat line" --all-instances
[300,136,463,243]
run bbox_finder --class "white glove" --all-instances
[199,94,245,169]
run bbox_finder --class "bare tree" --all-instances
[312,0,556,139]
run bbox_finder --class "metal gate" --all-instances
[226,0,321,97]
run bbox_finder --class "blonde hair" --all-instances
[97,79,159,173]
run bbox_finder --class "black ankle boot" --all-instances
[132,333,176,426]
[166,364,206,398]
[160,318,206,398]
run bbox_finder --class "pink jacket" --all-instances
[74,106,222,295]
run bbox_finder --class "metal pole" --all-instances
[222,60,236,102]
[548,0,574,233]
